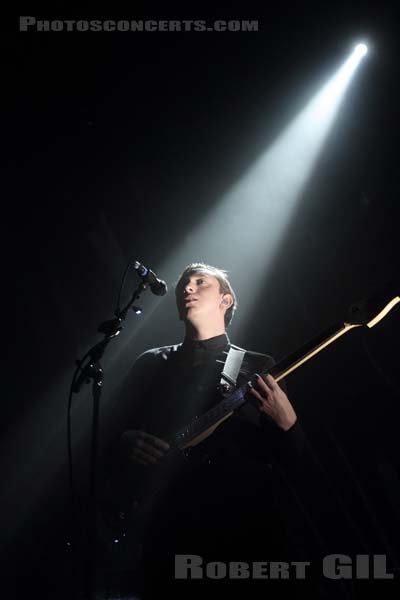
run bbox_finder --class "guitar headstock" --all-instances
[346,281,400,328]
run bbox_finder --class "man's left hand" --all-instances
[250,374,297,431]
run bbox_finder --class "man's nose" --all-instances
[184,282,194,294]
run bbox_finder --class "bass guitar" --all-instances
[99,284,399,543]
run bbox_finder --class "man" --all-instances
[109,263,307,597]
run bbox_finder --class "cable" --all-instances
[67,354,91,599]
[115,258,136,315]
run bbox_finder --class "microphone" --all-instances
[133,261,167,296]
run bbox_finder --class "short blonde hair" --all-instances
[175,262,237,327]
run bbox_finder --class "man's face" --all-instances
[176,271,227,324]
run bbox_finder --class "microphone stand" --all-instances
[71,280,148,600]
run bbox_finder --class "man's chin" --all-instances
[177,310,190,322]
[178,308,200,324]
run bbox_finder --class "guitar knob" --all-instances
[219,383,232,394]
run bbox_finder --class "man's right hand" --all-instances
[121,430,170,467]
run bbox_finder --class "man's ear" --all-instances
[220,294,233,308]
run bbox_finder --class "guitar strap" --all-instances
[218,344,246,397]
[180,345,247,463]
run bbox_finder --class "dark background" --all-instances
[5,2,400,598]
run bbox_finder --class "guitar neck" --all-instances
[171,320,360,450]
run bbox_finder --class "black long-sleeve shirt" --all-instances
[119,332,305,463]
